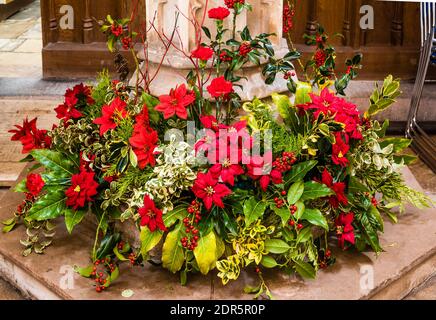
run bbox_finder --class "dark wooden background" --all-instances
[40,0,424,80]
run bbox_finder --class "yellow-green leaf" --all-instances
[193,231,217,275]
[162,225,184,273]
[140,227,163,258]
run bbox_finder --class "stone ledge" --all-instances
[0,167,435,300]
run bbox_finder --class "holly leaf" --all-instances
[140,227,163,258]
[30,149,76,177]
[300,181,334,201]
[27,189,67,221]
[270,204,290,227]
[261,256,278,268]
[162,224,185,273]
[244,197,268,226]
[287,180,304,204]
[64,208,87,234]
[264,239,291,254]
[301,208,328,230]
[294,260,316,279]
[284,160,318,186]
[193,231,217,275]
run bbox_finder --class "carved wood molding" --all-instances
[305,0,318,44]
[391,2,404,46]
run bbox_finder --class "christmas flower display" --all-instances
[2,1,432,299]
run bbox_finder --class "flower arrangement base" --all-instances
[0,167,435,300]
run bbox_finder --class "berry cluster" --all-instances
[289,204,297,215]
[224,0,245,9]
[128,252,137,265]
[273,152,297,172]
[288,219,303,230]
[91,258,116,293]
[220,51,232,62]
[273,197,285,208]
[122,37,132,50]
[239,43,252,57]
[283,70,296,80]
[314,50,326,67]
[371,196,378,207]
[180,200,202,251]
[283,3,295,33]
[319,249,332,269]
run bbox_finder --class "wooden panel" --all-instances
[285,0,427,80]
[41,0,146,79]
[0,0,33,21]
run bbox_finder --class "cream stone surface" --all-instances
[134,0,290,100]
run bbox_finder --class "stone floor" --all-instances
[0,0,42,78]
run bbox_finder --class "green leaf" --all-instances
[261,256,278,268]
[270,204,290,227]
[294,260,316,279]
[295,82,312,105]
[163,205,187,228]
[296,227,312,243]
[64,208,86,234]
[272,93,291,119]
[348,177,370,194]
[284,160,318,186]
[264,239,291,254]
[393,154,417,165]
[301,208,328,230]
[162,224,185,273]
[368,206,384,232]
[287,180,304,204]
[113,246,129,261]
[74,264,94,278]
[193,231,217,275]
[293,201,305,220]
[96,233,121,260]
[360,214,382,253]
[27,190,67,221]
[300,181,334,201]
[140,227,163,258]
[14,179,27,193]
[379,137,411,154]
[244,197,267,226]
[30,149,76,177]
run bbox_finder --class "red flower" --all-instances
[332,132,350,167]
[111,24,123,37]
[209,147,245,186]
[155,84,195,120]
[138,195,166,232]
[207,76,234,99]
[335,212,355,249]
[129,127,159,169]
[9,117,51,154]
[26,173,44,197]
[319,168,348,208]
[191,46,214,61]
[247,153,283,191]
[65,170,99,210]
[192,172,232,210]
[200,115,220,132]
[93,97,128,136]
[55,103,83,122]
[208,7,230,20]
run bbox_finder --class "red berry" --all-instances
[281,190,287,196]
[297,223,303,229]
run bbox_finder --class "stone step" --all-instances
[0,166,435,300]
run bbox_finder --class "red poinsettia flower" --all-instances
[129,128,159,169]
[93,97,128,136]
[9,117,52,154]
[192,172,232,210]
[335,212,355,249]
[208,7,231,20]
[247,153,283,191]
[129,107,159,169]
[191,46,214,61]
[26,173,45,197]
[332,132,350,167]
[65,169,99,210]
[138,195,166,232]
[209,146,245,186]
[318,168,348,208]
[200,115,220,132]
[207,76,234,99]
[155,84,196,120]
[55,103,83,122]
